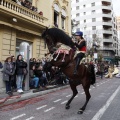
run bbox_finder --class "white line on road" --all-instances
[61,100,68,104]
[26,116,34,120]
[75,95,78,98]
[10,113,26,120]
[53,99,61,103]
[44,107,55,112]
[91,85,120,120]
[36,105,47,110]
[66,94,71,97]
[81,92,85,94]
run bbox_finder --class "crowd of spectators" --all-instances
[12,0,38,12]
[0,55,68,96]
[1,53,120,96]
[93,61,120,79]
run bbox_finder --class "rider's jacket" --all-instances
[75,39,86,53]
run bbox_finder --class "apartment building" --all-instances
[116,16,120,56]
[71,0,118,61]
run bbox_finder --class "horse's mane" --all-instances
[45,28,75,48]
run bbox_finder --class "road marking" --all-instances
[81,92,85,94]
[66,94,71,97]
[75,95,78,98]
[91,85,120,120]
[26,116,34,120]
[44,107,55,112]
[61,100,68,104]
[36,105,47,110]
[10,113,26,120]
[53,99,61,103]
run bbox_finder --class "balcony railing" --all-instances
[103,38,113,43]
[0,0,48,26]
[102,47,114,51]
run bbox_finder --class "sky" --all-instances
[112,0,120,16]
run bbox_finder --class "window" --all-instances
[76,21,80,24]
[83,12,86,15]
[92,10,95,14]
[61,16,65,29]
[92,34,96,38]
[84,26,86,30]
[91,2,95,6]
[83,5,86,7]
[76,0,79,3]
[76,6,79,10]
[76,13,80,17]
[84,19,86,23]
[92,26,96,30]
[92,18,96,22]
[54,11,59,28]
[76,28,80,31]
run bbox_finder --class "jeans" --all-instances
[5,80,12,92]
[16,75,24,90]
[32,77,39,88]
[39,77,47,87]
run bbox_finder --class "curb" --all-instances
[0,85,69,107]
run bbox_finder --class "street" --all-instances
[0,77,120,120]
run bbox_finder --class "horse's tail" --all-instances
[88,64,96,85]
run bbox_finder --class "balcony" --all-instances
[0,0,48,29]
[103,38,113,43]
[102,8,111,13]
[102,29,112,34]
[102,1,111,6]
[102,47,115,51]
[102,21,113,26]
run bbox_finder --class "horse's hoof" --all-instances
[77,110,83,114]
[65,105,70,109]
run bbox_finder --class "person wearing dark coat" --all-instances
[35,65,47,89]
[3,57,16,96]
[0,61,3,69]
[29,65,39,89]
[16,55,27,93]
[11,56,17,91]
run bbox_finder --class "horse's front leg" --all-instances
[78,85,91,114]
[66,83,78,109]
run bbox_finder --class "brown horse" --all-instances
[42,28,96,114]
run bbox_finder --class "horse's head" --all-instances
[42,27,57,54]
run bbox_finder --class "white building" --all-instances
[71,0,118,61]
[116,16,120,56]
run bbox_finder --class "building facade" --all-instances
[0,0,71,89]
[71,0,118,61]
[116,16,120,56]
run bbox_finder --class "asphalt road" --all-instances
[0,77,120,120]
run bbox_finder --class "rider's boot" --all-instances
[73,58,81,75]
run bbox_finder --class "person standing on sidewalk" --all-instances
[0,61,3,69]
[16,55,27,93]
[2,57,16,96]
[99,62,105,79]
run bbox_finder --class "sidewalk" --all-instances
[0,84,69,107]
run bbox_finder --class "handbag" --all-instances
[23,68,28,75]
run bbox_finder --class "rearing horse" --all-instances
[42,28,96,114]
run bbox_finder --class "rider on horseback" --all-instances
[73,31,86,75]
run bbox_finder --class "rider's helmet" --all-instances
[74,31,83,36]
